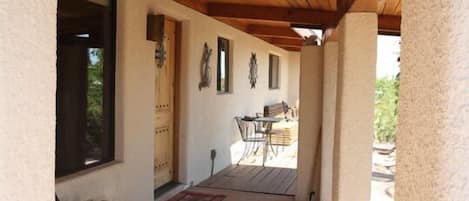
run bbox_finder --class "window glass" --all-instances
[269,54,280,89]
[217,37,230,93]
[56,0,115,177]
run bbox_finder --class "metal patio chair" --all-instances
[235,116,266,165]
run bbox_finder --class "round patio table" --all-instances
[254,117,282,166]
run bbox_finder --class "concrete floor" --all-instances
[371,144,396,201]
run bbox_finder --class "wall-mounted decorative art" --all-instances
[199,42,212,90]
[248,53,258,89]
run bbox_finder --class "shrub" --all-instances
[374,77,399,143]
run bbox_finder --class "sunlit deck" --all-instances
[199,165,297,195]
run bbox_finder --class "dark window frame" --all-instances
[269,54,280,90]
[217,37,231,94]
[55,0,116,178]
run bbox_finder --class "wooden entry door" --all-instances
[154,18,176,189]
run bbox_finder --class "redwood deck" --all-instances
[198,165,297,196]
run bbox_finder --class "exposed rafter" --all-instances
[378,15,401,35]
[247,25,303,39]
[282,46,302,52]
[206,3,399,33]
[257,37,304,47]
[337,0,376,13]
[207,3,339,27]
[337,0,356,14]
[175,0,207,13]
[174,0,400,50]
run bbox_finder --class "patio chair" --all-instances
[282,101,297,121]
[235,117,266,165]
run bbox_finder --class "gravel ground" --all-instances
[371,143,396,201]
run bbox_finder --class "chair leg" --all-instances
[237,141,249,165]
[248,140,256,156]
[263,139,268,167]
[269,134,277,156]
[254,141,261,154]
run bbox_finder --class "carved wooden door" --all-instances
[154,18,176,189]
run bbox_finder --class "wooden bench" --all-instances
[263,102,298,146]
[263,103,287,119]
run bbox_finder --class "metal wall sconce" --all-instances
[147,14,166,68]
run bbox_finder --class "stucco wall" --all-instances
[288,52,300,106]
[320,41,339,201]
[395,0,469,200]
[332,12,376,201]
[155,1,291,185]
[296,46,323,201]
[55,0,292,200]
[0,1,57,201]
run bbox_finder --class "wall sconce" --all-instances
[147,14,166,68]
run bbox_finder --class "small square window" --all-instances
[269,54,280,89]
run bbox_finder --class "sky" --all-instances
[376,35,401,79]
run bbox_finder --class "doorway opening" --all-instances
[371,34,400,201]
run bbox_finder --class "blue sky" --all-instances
[377,35,400,79]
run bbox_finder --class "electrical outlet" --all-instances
[210,149,216,160]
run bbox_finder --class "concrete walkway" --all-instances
[371,144,396,201]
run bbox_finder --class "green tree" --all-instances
[374,77,399,143]
[86,48,104,154]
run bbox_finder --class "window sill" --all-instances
[217,92,232,95]
[55,160,122,184]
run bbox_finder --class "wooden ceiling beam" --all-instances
[206,3,399,33]
[215,18,249,32]
[337,0,356,14]
[207,3,339,26]
[174,0,208,14]
[282,46,302,52]
[378,15,401,35]
[337,0,376,13]
[247,25,303,39]
[277,44,302,48]
[257,37,304,47]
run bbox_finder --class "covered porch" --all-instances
[2,0,469,201]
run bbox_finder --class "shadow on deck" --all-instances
[198,165,297,196]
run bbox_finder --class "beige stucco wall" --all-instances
[296,46,323,201]
[332,12,376,201]
[395,0,469,200]
[0,1,57,201]
[155,2,291,185]
[55,0,292,200]
[320,41,339,201]
[288,52,301,106]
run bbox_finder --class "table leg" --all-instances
[269,133,277,156]
[263,134,267,167]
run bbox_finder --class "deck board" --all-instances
[198,165,297,195]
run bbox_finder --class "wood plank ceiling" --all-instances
[175,0,401,51]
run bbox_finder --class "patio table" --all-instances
[254,117,282,166]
